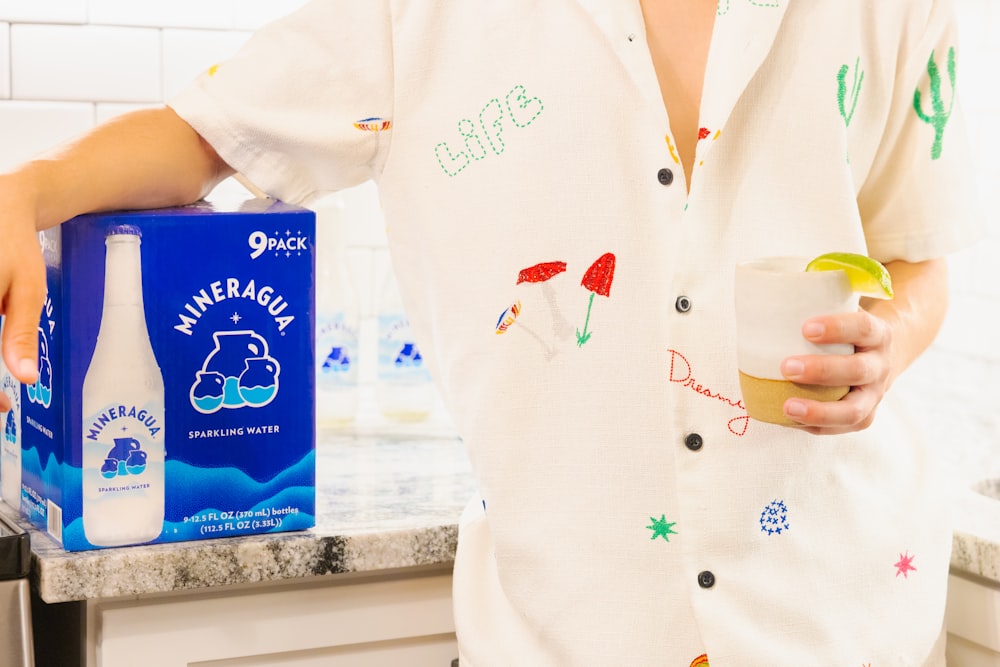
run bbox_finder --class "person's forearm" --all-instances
[11,106,234,231]
[863,257,949,386]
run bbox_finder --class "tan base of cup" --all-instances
[738,371,849,426]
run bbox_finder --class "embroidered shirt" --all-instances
[169,0,981,664]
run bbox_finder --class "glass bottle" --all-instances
[376,263,433,421]
[314,199,361,426]
[81,224,165,547]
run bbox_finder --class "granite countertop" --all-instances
[3,371,998,604]
[2,433,478,604]
[952,480,1000,584]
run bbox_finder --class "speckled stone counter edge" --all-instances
[4,478,998,604]
[951,484,1000,583]
[15,510,460,603]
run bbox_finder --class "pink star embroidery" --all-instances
[894,551,917,578]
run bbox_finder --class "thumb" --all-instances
[2,273,46,387]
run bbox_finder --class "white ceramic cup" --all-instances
[734,257,859,425]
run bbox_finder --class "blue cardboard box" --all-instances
[16,198,315,551]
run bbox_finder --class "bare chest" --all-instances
[639,1,716,185]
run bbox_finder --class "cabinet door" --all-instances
[946,573,1000,667]
[93,572,457,667]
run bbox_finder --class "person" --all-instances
[0,0,982,664]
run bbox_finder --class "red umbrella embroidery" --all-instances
[576,252,616,347]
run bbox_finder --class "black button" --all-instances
[684,433,703,451]
[697,570,715,589]
[657,168,674,186]
[675,296,692,313]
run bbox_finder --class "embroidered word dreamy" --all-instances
[667,348,749,436]
[434,84,544,177]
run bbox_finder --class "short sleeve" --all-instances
[167,0,394,205]
[857,0,984,263]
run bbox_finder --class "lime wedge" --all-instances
[805,252,894,299]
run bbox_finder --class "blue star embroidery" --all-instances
[760,499,790,535]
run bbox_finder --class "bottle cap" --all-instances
[106,223,142,238]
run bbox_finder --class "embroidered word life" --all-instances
[434,84,544,177]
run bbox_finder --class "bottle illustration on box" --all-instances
[0,319,22,510]
[314,200,360,426]
[81,224,165,547]
[376,264,433,422]
[189,331,281,413]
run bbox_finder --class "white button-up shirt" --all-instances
[171,0,982,664]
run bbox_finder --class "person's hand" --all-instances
[0,174,46,412]
[777,309,894,435]
[777,258,948,435]
[0,108,234,418]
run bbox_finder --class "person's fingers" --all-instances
[801,311,887,347]
[783,387,878,434]
[2,259,46,386]
[780,350,886,388]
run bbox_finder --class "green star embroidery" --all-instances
[646,515,678,542]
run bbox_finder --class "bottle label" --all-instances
[377,315,432,385]
[82,400,164,503]
[317,311,359,390]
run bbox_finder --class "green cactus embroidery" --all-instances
[837,57,864,162]
[913,46,957,160]
[837,57,864,128]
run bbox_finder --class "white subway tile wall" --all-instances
[11,24,161,102]
[0,1,996,428]
[231,0,311,31]
[0,23,9,99]
[0,100,93,168]
[0,0,86,25]
[88,0,234,30]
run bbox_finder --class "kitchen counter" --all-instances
[2,389,999,666]
[0,433,478,604]
[0,407,997,604]
[952,481,1000,583]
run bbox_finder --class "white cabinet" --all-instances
[85,569,457,667]
[946,573,1000,666]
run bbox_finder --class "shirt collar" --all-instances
[570,0,792,136]
[701,0,791,137]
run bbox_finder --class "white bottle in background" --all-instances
[376,264,433,422]
[314,199,361,426]
[81,225,165,547]
[0,318,21,511]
